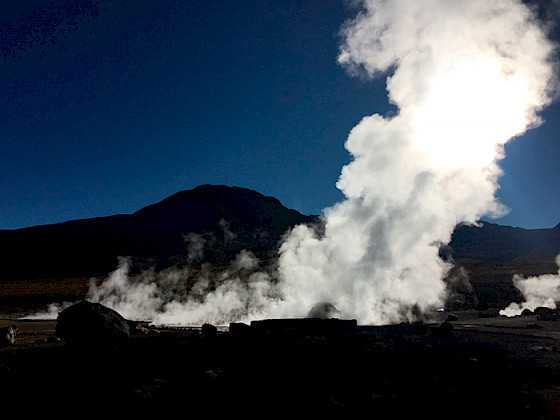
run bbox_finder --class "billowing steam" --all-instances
[270,0,557,324]
[85,252,280,325]
[27,250,281,325]
[500,254,560,317]
[29,0,557,325]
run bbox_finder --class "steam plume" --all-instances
[500,254,560,316]
[270,0,557,324]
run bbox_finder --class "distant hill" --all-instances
[447,221,560,263]
[0,185,318,280]
[444,221,560,309]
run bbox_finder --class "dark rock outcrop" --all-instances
[201,323,218,337]
[55,301,130,346]
[308,302,340,319]
[521,309,534,317]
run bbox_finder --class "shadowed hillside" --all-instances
[448,222,560,263]
[444,222,560,309]
[0,185,318,280]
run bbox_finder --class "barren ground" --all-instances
[1,309,560,418]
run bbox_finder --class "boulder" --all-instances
[308,302,340,319]
[55,301,130,346]
[520,309,534,317]
[0,325,18,346]
[201,323,217,337]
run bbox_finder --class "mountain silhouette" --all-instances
[0,185,318,280]
[447,221,560,263]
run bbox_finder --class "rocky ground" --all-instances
[1,311,560,418]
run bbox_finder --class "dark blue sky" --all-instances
[1,0,559,230]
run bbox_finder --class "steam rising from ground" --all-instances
[500,254,560,317]
[86,252,280,325]
[272,0,556,324]
[30,1,557,325]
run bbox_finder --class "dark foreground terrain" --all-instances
[1,314,560,418]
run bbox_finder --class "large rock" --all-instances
[201,323,218,337]
[308,302,340,319]
[56,301,130,346]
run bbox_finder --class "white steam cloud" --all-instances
[29,0,557,325]
[86,252,280,325]
[270,0,557,324]
[500,254,560,317]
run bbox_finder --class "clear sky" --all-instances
[1,0,559,230]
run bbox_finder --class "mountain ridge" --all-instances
[448,220,560,263]
[0,185,317,280]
